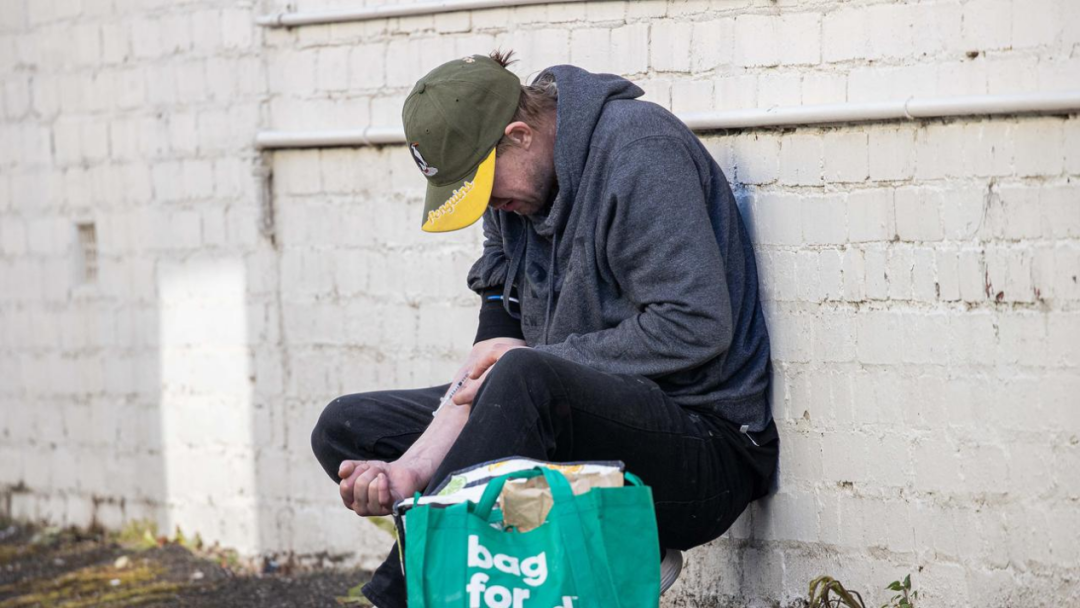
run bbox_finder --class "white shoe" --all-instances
[659,548,683,595]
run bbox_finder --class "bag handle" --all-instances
[473,466,576,521]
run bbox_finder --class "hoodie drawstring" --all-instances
[500,219,559,346]
[542,231,558,344]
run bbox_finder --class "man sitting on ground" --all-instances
[310,50,779,608]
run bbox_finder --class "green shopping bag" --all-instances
[404,466,660,608]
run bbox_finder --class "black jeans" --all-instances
[311,349,778,608]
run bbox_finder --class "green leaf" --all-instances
[887,582,903,591]
[902,574,911,589]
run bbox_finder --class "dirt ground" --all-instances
[0,518,373,607]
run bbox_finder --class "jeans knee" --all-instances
[475,349,557,411]
[484,348,546,384]
[311,397,346,478]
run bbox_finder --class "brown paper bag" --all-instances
[500,470,624,532]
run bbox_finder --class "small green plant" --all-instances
[882,575,917,608]
[809,576,866,608]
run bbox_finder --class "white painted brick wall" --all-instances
[2,0,1079,605]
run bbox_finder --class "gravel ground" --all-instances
[0,519,372,607]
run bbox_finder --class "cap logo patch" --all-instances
[410,142,439,177]
[427,180,474,225]
[462,56,476,63]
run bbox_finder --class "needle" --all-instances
[433,369,471,417]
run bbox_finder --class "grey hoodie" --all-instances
[467,65,772,432]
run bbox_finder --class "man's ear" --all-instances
[503,121,533,149]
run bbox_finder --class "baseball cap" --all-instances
[402,54,522,232]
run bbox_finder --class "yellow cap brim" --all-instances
[420,147,496,233]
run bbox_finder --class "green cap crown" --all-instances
[402,55,522,188]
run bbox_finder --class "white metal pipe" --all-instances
[256,126,406,149]
[256,0,594,28]
[254,90,1080,150]
[679,90,1080,130]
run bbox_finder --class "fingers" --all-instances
[451,379,476,406]
[469,346,506,381]
[338,460,356,479]
[352,467,381,516]
[339,462,369,508]
[368,473,390,515]
[377,473,392,511]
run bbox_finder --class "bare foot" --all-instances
[338,459,429,517]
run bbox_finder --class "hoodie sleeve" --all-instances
[467,210,523,343]
[534,136,733,376]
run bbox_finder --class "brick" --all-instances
[801,193,847,245]
[733,14,779,68]
[546,3,586,23]
[962,0,1012,50]
[733,132,779,185]
[823,131,868,183]
[130,17,162,59]
[1011,0,1059,48]
[996,183,1042,240]
[690,19,733,74]
[1037,56,1080,92]
[912,1,963,57]
[986,56,1038,95]
[868,126,916,182]
[1042,184,1080,239]
[939,185,986,240]
[757,72,801,109]
[996,312,1048,366]
[915,123,966,180]
[317,47,350,94]
[822,8,867,63]
[911,247,938,302]
[848,188,895,243]
[433,10,470,34]
[1047,313,1080,368]
[610,23,649,75]
[935,60,989,97]
[269,49,317,94]
[626,1,667,19]
[865,4,914,60]
[650,21,692,72]
[101,21,132,63]
[963,121,1014,177]
[221,8,253,50]
[887,245,915,300]
[670,79,713,114]
[895,187,945,242]
[1014,119,1065,177]
[349,43,386,90]
[751,192,801,246]
[175,61,207,103]
[713,73,756,110]
[800,71,846,105]
[778,133,823,186]
[777,12,820,66]
[569,28,611,73]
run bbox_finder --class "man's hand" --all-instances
[451,341,528,406]
[338,460,425,517]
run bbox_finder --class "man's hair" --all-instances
[490,49,557,153]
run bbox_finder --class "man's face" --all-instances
[488,120,557,216]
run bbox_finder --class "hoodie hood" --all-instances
[529,65,644,238]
